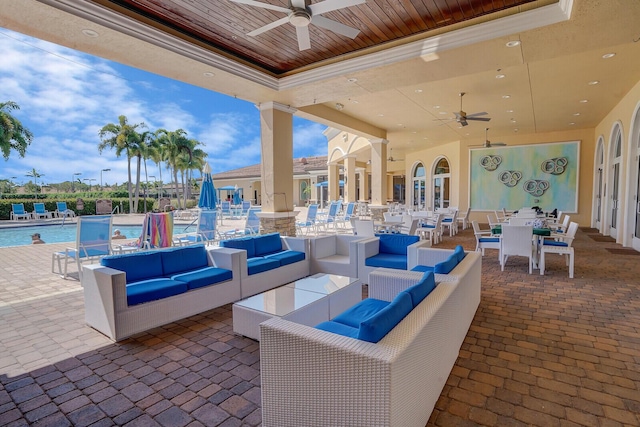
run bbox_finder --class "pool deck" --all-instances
[1,219,639,426]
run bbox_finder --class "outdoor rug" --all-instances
[605,248,640,255]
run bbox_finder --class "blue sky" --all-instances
[0,28,328,187]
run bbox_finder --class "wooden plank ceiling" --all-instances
[102,0,537,75]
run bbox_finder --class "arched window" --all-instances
[412,164,426,209]
[433,158,451,209]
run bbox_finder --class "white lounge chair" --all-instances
[174,209,219,246]
[52,215,113,279]
[10,203,31,220]
[32,202,52,219]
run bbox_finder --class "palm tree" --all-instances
[156,129,193,209]
[25,168,44,194]
[0,101,33,160]
[98,115,145,213]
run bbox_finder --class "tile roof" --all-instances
[211,156,328,180]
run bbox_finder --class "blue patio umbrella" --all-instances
[233,186,242,205]
[198,163,217,209]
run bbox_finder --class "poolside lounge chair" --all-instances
[296,204,318,235]
[221,207,261,239]
[241,201,251,217]
[174,209,219,246]
[55,201,76,218]
[32,203,52,219]
[10,203,31,220]
[52,215,113,280]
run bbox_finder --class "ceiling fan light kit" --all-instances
[231,0,365,51]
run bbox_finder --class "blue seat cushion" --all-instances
[246,257,280,275]
[365,253,407,270]
[254,233,282,256]
[434,253,458,274]
[332,298,389,328]
[264,250,305,266]
[161,245,208,276]
[404,272,436,307]
[315,320,359,339]
[172,267,232,290]
[378,234,420,255]
[221,237,256,258]
[411,265,435,273]
[126,278,188,306]
[479,237,500,243]
[358,292,413,343]
[101,251,164,284]
[454,245,466,263]
[543,240,569,247]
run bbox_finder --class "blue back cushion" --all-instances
[378,234,420,255]
[434,253,458,274]
[404,272,436,307]
[358,292,413,343]
[221,237,256,258]
[332,298,390,328]
[454,245,466,263]
[254,233,282,256]
[161,245,208,276]
[101,252,164,283]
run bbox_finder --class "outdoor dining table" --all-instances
[491,225,551,236]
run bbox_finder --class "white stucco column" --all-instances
[328,163,340,202]
[356,167,366,201]
[258,102,298,235]
[344,156,357,202]
[370,139,388,206]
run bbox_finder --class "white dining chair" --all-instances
[500,224,535,274]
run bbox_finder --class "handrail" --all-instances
[111,205,120,215]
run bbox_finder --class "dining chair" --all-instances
[487,212,501,228]
[539,221,579,278]
[457,207,471,230]
[471,220,501,256]
[500,224,535,274]
[441,209,459,237]
[417,213,442,244]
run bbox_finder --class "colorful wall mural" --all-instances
[469,141,579,212]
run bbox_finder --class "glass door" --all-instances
[610,130,622,239]
[412,164,426,210]
[595,143,604,230]
[432,158,450,210]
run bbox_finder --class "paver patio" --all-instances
[0,220,638,426]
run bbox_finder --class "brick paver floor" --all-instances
[0,220,638,426]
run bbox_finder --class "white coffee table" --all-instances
[232,273,360,340]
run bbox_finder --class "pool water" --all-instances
[0,224,193,248]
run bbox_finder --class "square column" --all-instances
[370,139,388,206]
[258,102,298,235]
[344,156,357,202]
[328,163,340,202]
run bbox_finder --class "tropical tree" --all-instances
[0,101,33,160]
[98,115,145,213]
[25,168,44,194]
[156,129,193,209]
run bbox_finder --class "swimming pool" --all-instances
[0,224,193,248]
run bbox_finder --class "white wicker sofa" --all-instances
[309,234,369,279]
[82,245,241,341]
[259,249,481,427]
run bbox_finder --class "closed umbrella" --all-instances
[233,185,242,205]
[198,163,217,209]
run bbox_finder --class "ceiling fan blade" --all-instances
[467,117,491,122]
[312,15,360,39]
[229,0,290,13]
[309,0,365,16]
[247,16,290,37]
[466,112,488,118]
[296,26,311,51]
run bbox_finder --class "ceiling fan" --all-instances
[387,148,404,162]
[439,92,491,126]
[230,0,365,51]
[471,128,507,148]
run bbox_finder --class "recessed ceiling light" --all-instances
[81,29,99,38]
[439,111,448,115]
[335,103,344,111]
[569,122,576,125]
[397,124,403,127]
[588,80,600,85]
[579,99,589,103]
[602,53,616,59]
[510,118,517,123]
[378,114,384,117]
[573,112,581,116]
[506,40,521,47]
[412,131,417,134]
[513,128,519,132]
[496,74,506,79]
[433,105,440,109]
[502,95,511,99]
[347,78,358,83]
[203,72,215,77]
[351,99,359,104]
[415,89,423,93]
[506,109,514,113]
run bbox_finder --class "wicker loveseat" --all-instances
[259,250,481,427]
[82,244,241,341]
